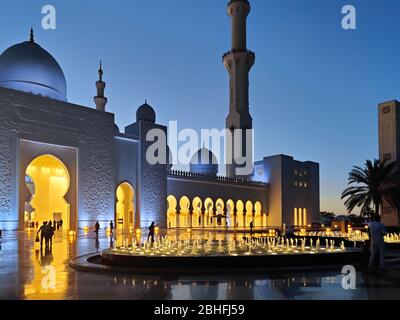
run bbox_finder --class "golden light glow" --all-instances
[136,228,142,234]
[83,226,89,232]
[116,182,134,234]
[25,155,70,229]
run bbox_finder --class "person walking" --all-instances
[147,222,157,243]
[250,221,254,235]
[368,214,386,271]
[60,219,63,230]
[45,221,55,249]
[37,222,47,248]
[94,221,100,236]
[109,220,114,235]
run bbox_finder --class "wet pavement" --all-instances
[1,230,400,300]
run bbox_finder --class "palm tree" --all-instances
[341,159,399,218]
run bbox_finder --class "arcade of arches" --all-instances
[167,195,267,229]
[24,155,70,229]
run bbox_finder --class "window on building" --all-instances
[294,181,298,187]
[383,106,391,114]
[304,182,308,188]
[299,182,303,187]
[383,153,392,161]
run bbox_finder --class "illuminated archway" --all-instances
[236,200,245,228]
[215,198,225,227]
[25,154,70,229]
[116,182,134,233]
[226,199,234,228]
[245,201,254,227]
[192,197,203,228]
[204,198,214,228]
[254,201,262,227]
[179,196,190,228]
[167,195,177,228]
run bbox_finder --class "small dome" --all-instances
[136,102,156,123]
[190,147,219,177]
[0,39,67,101]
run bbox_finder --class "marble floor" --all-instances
[0,230,400,300]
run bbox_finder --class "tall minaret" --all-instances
[94,61,108,111]
[224,0,255,177]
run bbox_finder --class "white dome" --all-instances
[0,40,67,101]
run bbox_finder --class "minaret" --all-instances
[94,61,108,111]
[223,0,255,177]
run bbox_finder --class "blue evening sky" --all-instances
[1,0,399,214]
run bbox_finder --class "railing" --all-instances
[222,49,255,61]
[167,169,267,187]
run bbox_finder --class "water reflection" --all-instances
[0,230,398,299]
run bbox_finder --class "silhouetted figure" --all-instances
[147,222,156,243]
[45,221,55,249]
[368,214,386,270]
[94,221,100,236]
[250,221,254,235]
[59,219,63,230]
[109,221,114,235]
[37,222,47,248]
[35,221,39,229]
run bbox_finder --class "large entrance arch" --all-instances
[115,182,135,234]
[24,154,70,229]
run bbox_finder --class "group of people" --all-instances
[36,221,56,249]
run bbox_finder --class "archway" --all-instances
[116,182,134,234]
[25,155,70,230]
[192,197,203,228]
[226,199,234,228]
[204,198,214,228]
[215,198,225,228]
[245,201,254,227]
[179,196,190,228]
[236,200,245,228]
[167,195,177,228]
[254,201,262,227]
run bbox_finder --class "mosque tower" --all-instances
[224,0,255,178]
[94,61,108,111]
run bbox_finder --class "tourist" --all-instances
[109,220,114,235]
[37,222,47,248]
[148,222,157,243]
[45,221,55,249]
[368,214,386,271]
[35,221,39,229]
[60,219,63,230]
[94,221,100,236]
[250,221,254,235]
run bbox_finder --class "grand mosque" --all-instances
[0,0,319,232]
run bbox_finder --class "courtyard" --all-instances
[1,229,400,300]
